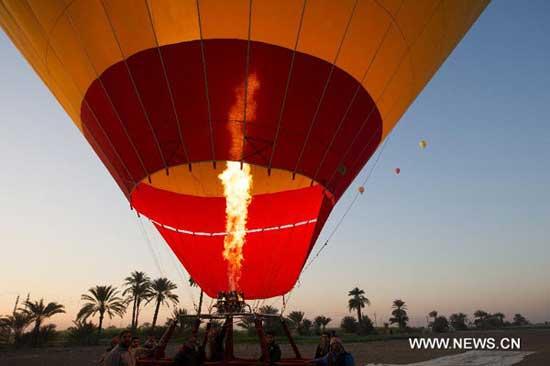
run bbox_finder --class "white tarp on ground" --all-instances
[366,351,534,366]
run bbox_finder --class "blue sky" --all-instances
[0,1,549,329]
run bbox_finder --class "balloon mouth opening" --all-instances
[131,161,331,199]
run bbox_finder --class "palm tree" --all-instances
[168,307,188,325]
[147,278,179,330]
[348,287,370,324]
[77,285,126,336]
[474,310,488,319]
[301,318,313,335]
[259,305,280,333]
[20,299,65,346]
[0,312,31,346]
[236,316,255,334]
[449,312,468,330]
[512,313,529,326]
[168,307,194,333]
[428,310,438,327]
[287,311,309,335]
[287,311,305,334]
[189,277,204,316]
[314,316,332,333]
[493,312,505,327]
[123,271,151,329]
[389,299,408,329]
[473,310,488,328]
[258,305,279,315]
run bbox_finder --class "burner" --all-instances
[214,291,247,314]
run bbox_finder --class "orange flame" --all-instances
[228,73,260,158]
[218,73,259,291]
[219,161,253,291]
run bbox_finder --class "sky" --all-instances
[0,1,549,330]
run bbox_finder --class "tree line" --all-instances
[427,310,530,333]
[0,278,533,347]
[0,271,179,347]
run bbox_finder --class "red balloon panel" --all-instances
[131,184,329,299]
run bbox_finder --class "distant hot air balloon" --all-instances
[358,186,365,194]
[395,168,401,175]
[419,140,428,149]
[0,0,488,300]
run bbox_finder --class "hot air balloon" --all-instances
[0,0,488,301]
[395,168,401,175]
[419,140,428,149]
[358,186,365,194]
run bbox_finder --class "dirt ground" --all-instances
[1,329,549,366]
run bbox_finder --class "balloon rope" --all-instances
[323,0,445,188]
[136,216,198,313]
[297,0,445,279]
[284,134,393,309]
[305,135,391,272]
[281,295,287,315]
[149,218,198,311]
[136,214,164,277]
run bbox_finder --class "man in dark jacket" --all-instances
[314,333,330,358]
[263,332,281,364]
[205,324,228,361]
[104,330,135,366]
[173,335,203,366]
[312,339,354,366]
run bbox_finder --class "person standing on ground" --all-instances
[206,325,228,361]
[173,335,204,366]
[263,332,282,364]
[311,339,354,366]
[314,333,330,358]
[98,336,119,365]
[104,330,135,366]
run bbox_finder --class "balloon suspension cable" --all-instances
[136,214,164,277]
[138,215,198,311]
[165,236,194,300]
[207,297,215,314]
[164,237,198,311]
[177,265,198,312]
[281,295,287,315]
[148,217,198,311]
[252,300,261,312]
[285,135,393,307]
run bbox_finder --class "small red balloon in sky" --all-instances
[395,168,401,175]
